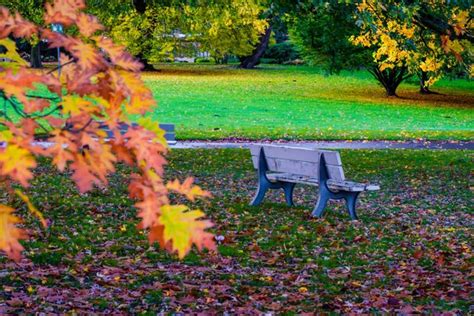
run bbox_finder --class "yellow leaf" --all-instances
[166,178,211,201]
[0,205,27,262]
[136,117,168,147]
[61,95,97,115]
[0,144,36,187]
[0,38,28,68]
[158,205,214,258]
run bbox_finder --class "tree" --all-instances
[239,0,297,69]
[350,0,473,95]
[0,0,214,261]
[105,0,267,67]
[289,2,371,74]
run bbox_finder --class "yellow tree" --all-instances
[107,0,267,66]
[351,0,473,96]
[0,0,214,261]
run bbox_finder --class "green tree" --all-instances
[239,0,298,69]
[289,2,371,74]
[105,0,267,67]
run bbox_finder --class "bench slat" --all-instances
[249,144,342,165]
[267,173,379,192]
[99,122,176,143]
[250,155,345,181]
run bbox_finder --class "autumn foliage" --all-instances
[0,0,215,261]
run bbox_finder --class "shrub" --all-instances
[262,41,299,64]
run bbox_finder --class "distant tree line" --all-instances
[0,0,472,96]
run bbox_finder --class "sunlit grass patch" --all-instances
[144,64,473,140]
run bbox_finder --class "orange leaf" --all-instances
[135,191,164,229]
[76,13,103,37]
[96,37,142,72]
[0,205,27,262]
[70,153,100,193]
[0,8,37,39]
[44,0,85,27]
[167,178,211,201]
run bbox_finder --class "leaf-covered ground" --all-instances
[144,64,474,141]
[0,149,472,313]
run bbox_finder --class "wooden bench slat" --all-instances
[250,144,342,165]
[251,155,345,181]
[99,122,176,143]
[267,173,379,192]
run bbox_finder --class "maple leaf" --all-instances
[157,205,215,258]
[0,144,36,187]
[0,68,44,104]
[76,13,103,37]
[15,190,47,228]
[0,205,27,262]
[148,223,167,249]
[124,127,167,172]
[44,0,86,27]
[23,98,51,114]
[61,95,98,115]
[137,117,168,146]
[167,178,212,202]
[44,31,106,72]
[109,70,156,115]
[70,153,100,193]
[96,37,142,72]
[66,38,106,71]
[135,193,161,229]
[0,8,37,39]
[110,140,134,165]
[48,131,77,171]
[0,38,28,67]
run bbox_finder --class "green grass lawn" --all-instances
[1,149,472,313]
[144,64,474,140]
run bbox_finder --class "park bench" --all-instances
[99,122,176,145]
[249,145,380,220]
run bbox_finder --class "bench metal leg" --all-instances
[250,181,269,206]
[250,148,297,207]
[344,192,360,220]
[312,189,330,218]
[283,182,296,206]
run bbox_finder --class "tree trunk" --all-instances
[419,71,431,94]
[239,25,272,69]
[132,0,155,70]
[368,66,411,97]
[133,0,146,14]
[30,43,42,69]
[137,53,155,70]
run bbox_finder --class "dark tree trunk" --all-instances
[368,66,411,97]
[419,71,431,94]
[137,53,155,70]
[133,0,146,14]
[239,25,272,69]
[132,0,155,70]
[30,43,42,69]
[418,71,443,95]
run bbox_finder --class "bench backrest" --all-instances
[99,122,176,143]
[249,145,345,181]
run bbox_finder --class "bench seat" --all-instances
[266,173,380,192]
